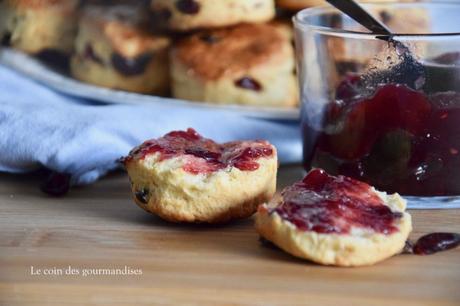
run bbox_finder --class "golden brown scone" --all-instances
[0,0,79,54]
[70,4,170,94]
[122,128,278,223]
[151,0,275,32]
[255,169,412,267]
[170,23,298,107]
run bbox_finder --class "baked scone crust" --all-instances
[255,189,412,267]
[170,23,298,107]
[151,0,275,31]
[71,5,170,94]
[0,0,79,53]
[125,141,278,223]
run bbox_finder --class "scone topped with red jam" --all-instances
[256,169,412,266]
[123,128,278,223]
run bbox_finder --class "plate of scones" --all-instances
[0,0,307,120]
[0,0,426,120]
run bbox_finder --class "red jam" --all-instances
[303,78,460,196]
[413,232,460,255]
[122,128,273,174]
[271,169,402,235]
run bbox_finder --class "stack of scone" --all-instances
[0,0,428,107]
[0,0,301,107]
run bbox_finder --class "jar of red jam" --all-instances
[294,2,460,203]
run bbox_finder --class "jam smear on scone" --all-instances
[123,128,274,174]
[271,169,403,235]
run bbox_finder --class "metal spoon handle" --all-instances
[325,0,392,35]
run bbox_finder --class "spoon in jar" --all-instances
[325,0,426,90]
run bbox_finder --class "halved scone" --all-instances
[256,169,412,266]
[122,128,278,223]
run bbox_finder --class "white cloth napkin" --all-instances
[0,65,302,186]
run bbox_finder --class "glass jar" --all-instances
[294,2,460,202]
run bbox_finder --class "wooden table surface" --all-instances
[1,166,459,306]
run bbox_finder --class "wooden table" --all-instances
[1,166,459,306]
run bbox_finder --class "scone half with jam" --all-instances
[122,128,278,223]
[256,169,412,267]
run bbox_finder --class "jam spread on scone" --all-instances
[271,169,403,235]
[124,128,274,174]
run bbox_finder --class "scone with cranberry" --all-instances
[0,0,79,54]
[256,169,412,267]
[151,0,275,32]
[122,128,278,223]
[71,4,170,94]
[170,23,298,107]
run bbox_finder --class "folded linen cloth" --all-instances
[0,65,302,187]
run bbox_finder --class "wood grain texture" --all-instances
[0,166,459,306]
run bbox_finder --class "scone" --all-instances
[71,4,170,94]
[0,0,79,54]
[256,169,412,266]
[151,0,275,32]
[170,23,298,107]
[122,128,278,223]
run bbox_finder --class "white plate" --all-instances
[0,48,300,120]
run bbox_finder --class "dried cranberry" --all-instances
[199,33,220,44]
[413,232,460,255]
[135,188,150,204]
[1,32,11,46]
[175,0,200,15]
[111,52,153,76]
[83,44,103,64]
[40,171,71,197]
[235,77,263,92]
